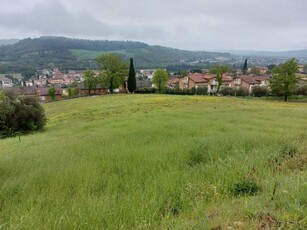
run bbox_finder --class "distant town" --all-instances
[0,37,306,102]
[0,62,306,103]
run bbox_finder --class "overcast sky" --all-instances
[1,0,307,51]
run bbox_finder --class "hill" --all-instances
[0,95,306,229]
[0,39,19,46]
[0,36,233,75]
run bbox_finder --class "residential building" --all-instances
[178,73,211,90]
[78,82,108,96]
[178,75,189,89]
[137,79,152,88]
[254,75,270,87]
[188,73,210,89]
[207,74,232,94]
[167,77,180,89]
[34,79,47,87]
[230,75,270,95]
[25,80,34,87]
[0,78,13,88]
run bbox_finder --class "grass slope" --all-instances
[0,95,306,229]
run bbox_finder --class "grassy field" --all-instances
[0,95,306,229]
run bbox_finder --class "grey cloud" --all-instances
[1,0,307,50]
[0,1,112,36]
[0,0,171,41]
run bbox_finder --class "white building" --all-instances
[0,78,13,88]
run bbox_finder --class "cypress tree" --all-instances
[128,58,136,93]
[243,59,248,74]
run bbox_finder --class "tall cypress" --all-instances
[128,58,136,93]
[243,59,248,74]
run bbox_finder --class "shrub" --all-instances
[231,180,261,196]
[220,87,249,96]
[135,87,156,94]
[220,86,234,96]
[295,85,307,95]
[67,87,79,98]
[252,86,269,97]
[165,88,194,95]
[195,86,208,95]
[0,90,46,138]
[48,87,56,100]
[235,87,249,96]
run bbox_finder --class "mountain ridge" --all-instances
[0,39,19,46]
[0,36,233,74]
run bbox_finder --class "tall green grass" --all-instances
[0,95,306,229]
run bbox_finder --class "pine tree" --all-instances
[128,58,136,93]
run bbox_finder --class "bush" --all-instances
[67,87,79,98]
[195,86,208,95]
[235,87,249,96]
[165,88,194,95]
[295,85,307,95]
[220,86,234,96]
[231,180,261,196]
[165,87,207,95]
[0,90,46,138]
[220,87,249,96]
[252,86,269,97]
[134,87,156,94]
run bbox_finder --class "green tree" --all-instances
[210,65,228,94]
[127,58,136,93]
[243,59,248,74]
[0,90,46,138]
[0,91,13,133]
[152,69,169,93]
[83,70,97,95]
[269,58,298,102]
[96,54,128,93]
[48,87,56,100]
